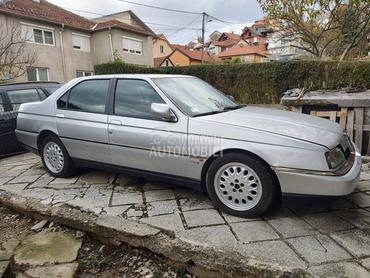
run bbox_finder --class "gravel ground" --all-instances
[0,206,193,278]
[0,206,34,243]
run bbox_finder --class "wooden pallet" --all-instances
[310,107,369,154]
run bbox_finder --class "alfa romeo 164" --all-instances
[16,75,361,217]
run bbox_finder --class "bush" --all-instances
[94,61,370,104]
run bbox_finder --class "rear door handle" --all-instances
[109,120,122,126]
[56,114,65,118]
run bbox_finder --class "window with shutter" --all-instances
[122,36,143,55]
[72,34,90,52]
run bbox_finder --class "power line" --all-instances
[167,14,202,37]
[59,3,248,41]
[208,14,245,31]
[117,0,201,15]
[60,6,201,32]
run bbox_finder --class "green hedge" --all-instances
[94,61,370,104]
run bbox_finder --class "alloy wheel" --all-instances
[214,162,263,211]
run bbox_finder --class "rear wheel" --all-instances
[206,153,279,218]
[41,135,75,178]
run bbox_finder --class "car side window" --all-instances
[58,79,110,114]
[5,89,41,111]
[114,79,165,120]
[57,91,69,109]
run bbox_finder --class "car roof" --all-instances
[77,74,193,80]
[0,81,62,91]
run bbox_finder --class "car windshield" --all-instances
[152,77,240,117]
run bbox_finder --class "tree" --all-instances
[257,0,370,60]
[0,22,36,82]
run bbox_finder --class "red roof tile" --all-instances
[0,0,94,30]
[171,45,211,61]
[221,32,241,40]
[217,44,267,58]
[212,38,240,47]
[0,0,155,36]
[154,56,167,67]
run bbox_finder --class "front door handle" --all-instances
[56,114,65,118]
[109,120,122,126]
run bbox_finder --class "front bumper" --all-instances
[275,151,362,196]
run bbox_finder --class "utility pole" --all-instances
[201,12,206,64]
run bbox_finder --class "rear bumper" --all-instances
[275,152,362,196]
[15,129,38,151]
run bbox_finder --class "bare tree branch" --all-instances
[0,21,36,82]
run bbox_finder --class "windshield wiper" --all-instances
[193,105,245,117]
[223,104,244,111]
[193,110,225,117]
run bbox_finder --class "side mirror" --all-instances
[151,103,177,122]
[227,95,235,101]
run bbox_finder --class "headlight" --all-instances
[325,146,346,169]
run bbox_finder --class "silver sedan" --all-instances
[15,75,361,217]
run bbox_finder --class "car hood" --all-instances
[199,107,343,149]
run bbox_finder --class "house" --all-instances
[209,30,222,41]
[266,30,305,60]
[152,33,173,66]
[159,44,211,67]
[0,0,155,82]
[216,42,267,63]
[208,32,241,56]
[241,17,278,51]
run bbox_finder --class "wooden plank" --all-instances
[314,111,331,117]
[329,111,337,122]
[311,110,341,119]
[339,107,348,130]
[354,108,364,153]
[346,110,354,141]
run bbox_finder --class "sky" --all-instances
[48,0,264,44]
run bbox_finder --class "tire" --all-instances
[40,135,75,178]
[206,152,279,218]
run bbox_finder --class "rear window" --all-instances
[5,89,42,111]
[57,79,110,114]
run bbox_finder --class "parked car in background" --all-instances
[15,75,361,217]
[0,82,62,157]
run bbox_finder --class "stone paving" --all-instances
[13,231,81,278]
[0,239,19,277]
[1,153,370,277]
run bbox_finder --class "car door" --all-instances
[55,78,111,163]
[0,91,14,155]
[108,78,188,177]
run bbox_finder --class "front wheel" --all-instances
[206,153,279,218]
[41,135,75,178]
